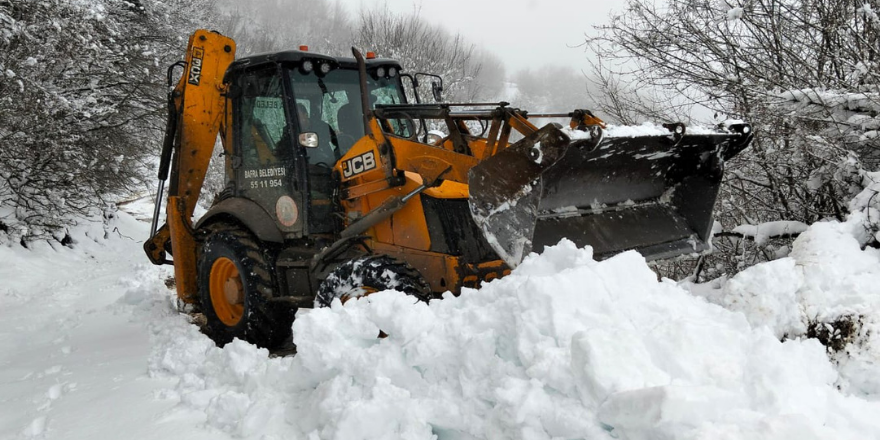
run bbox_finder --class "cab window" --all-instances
[238,70,291,168]
[288,66,410,161]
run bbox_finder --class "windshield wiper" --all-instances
[316,77,338,103]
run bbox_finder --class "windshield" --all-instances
[288,68,406,165]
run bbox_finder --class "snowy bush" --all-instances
[0,0,210,244]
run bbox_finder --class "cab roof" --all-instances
[225,50,402,81]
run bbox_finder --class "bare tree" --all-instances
[354,6,486,102]
[589,0,879,115]
[584,57,699,124]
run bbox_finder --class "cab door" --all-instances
[233,68,306,237]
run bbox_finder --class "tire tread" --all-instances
[315,255,432,308]
[198,222,291,348]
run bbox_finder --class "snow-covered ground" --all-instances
[2,198,880,439]
[0,199,228,440]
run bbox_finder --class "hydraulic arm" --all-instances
[144,30,236,303]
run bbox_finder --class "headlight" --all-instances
[302,60,313,73]
[299,132,319,148]
[388,67,397,77]
[376,66,385,78]
[426,130,445,146]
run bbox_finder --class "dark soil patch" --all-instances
[807,314,864,353]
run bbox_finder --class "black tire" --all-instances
[197,223,292,348]
[315,255,432,308]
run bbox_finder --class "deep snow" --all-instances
[0,200,228,440]
[2,198,880,439]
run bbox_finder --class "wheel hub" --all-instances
[224,277,243,305]
[209,257,244,326]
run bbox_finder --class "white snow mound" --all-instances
[691,212,880,397]
[152,239,880,439]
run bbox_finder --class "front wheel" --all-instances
[197,223,291,348]
[315,255,432,308]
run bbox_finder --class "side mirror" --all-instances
[299,132,319,148]
[431,81,443,102]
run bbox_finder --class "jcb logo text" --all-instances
[342,151,377,178]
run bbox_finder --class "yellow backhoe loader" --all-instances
[144,30,753,348]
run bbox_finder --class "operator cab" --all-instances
[223,51,406,237]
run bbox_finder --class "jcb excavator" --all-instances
[144,30,753,348]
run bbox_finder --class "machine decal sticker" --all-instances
[245,167,287,190]
[244,167,286,179]
[188,47,204,85]
[341,151,377,178]
[275,195,298,227]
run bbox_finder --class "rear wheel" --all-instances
[197,223,291,348]
[315,255,432,307]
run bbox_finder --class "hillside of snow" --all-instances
[2,198,880,439]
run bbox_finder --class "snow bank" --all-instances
[151,239,880,439]
[689,213,880,397]
[0,199,231,440]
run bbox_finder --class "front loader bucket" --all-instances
[468,125,576,266]
[470,123,753,267]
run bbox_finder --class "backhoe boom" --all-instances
[144,30,236,304]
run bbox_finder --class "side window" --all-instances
[238,70,290,168]
[253,97,285,143]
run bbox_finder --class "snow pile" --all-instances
[151,238,880,439]
[690,212,880,397]
[6,197,878,439]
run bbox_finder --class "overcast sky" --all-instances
[338,0,627,73]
